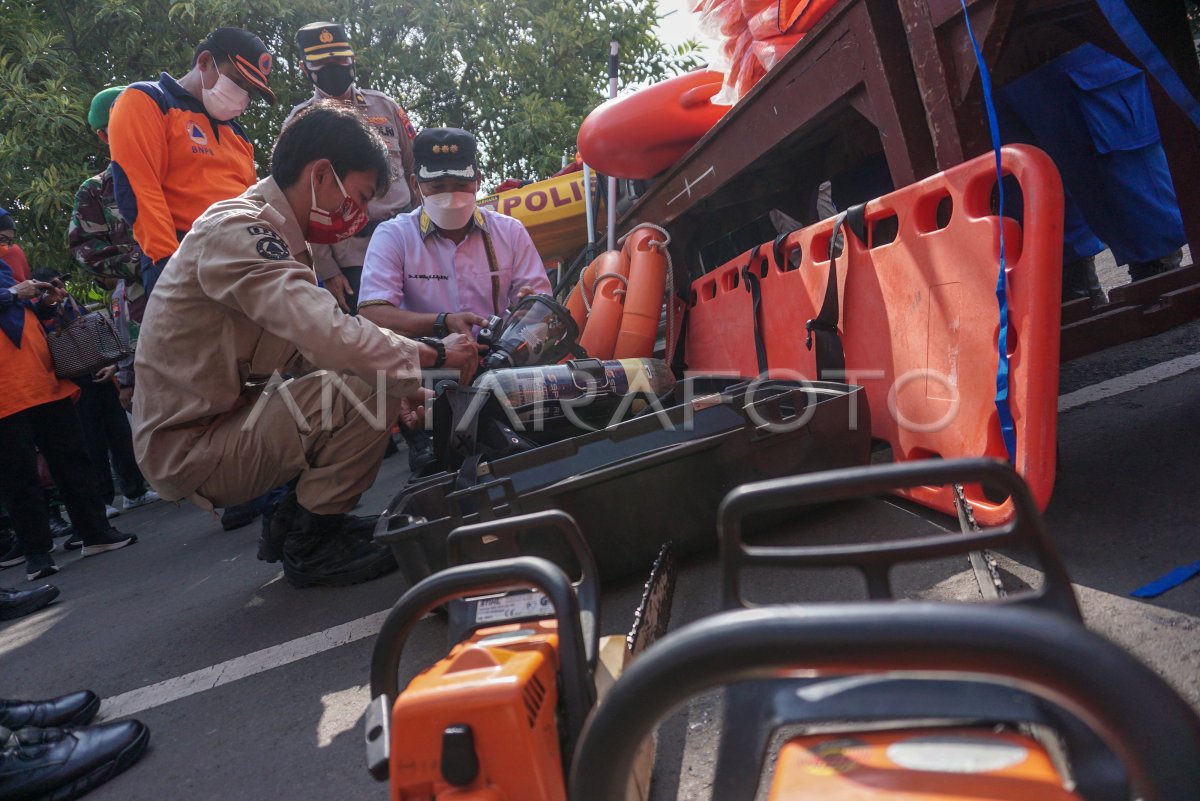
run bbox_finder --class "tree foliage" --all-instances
[0,0,699,274]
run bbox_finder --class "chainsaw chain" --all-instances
[952,482,1007,600]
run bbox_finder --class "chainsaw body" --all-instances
[568,460,1200,801]
[389,620,566,801]
[368,512,609,801]
[767,728,1078,801]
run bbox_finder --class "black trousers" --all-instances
[0,398,112,557]
[75,379,147,503]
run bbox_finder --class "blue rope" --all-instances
[1094,0,1200,130]
[958,0,1017,463]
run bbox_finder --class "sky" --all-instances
[654,0,717,60]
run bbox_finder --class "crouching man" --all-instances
[131,102,481,587]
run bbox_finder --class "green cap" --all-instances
[87,86,126,130]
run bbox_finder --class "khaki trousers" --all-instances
[193,371,404,515]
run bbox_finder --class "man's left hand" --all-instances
[515,285,537,301]
[118,385,134,412]
[399,387,436,428]
[445,312,487,335]
[325,273,354,313]
[93,364,118,383]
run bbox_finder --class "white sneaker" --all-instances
[105,505,121,519]
[123,490,160,510]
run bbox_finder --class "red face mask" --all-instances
[307,166,369,244]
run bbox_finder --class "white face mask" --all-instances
[202,67,250,121]
[422,191,477,230]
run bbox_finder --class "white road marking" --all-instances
[98,609,394,721]
[94,354,1200,719]
[1058,352,1200,413]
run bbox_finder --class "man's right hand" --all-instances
[445,312,487,335]
[441,332,487,384]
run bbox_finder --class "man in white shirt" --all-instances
[358,127,551,474]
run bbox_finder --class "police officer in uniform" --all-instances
[131,103,482,588]
[284,22,418,314]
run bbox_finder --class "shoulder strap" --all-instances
[479,224,502,315]
[805,203,866,381]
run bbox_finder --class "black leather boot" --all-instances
[257,491,300,564]
[0,691,99,729]
[0,721,149,801]
[1128,249,1183,282]
[281,507,397,588]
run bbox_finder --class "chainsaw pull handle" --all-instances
[367,556,595,781]
[568,603,1200,801]
[445,510,600,667]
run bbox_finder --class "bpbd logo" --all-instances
[187,121,213,155]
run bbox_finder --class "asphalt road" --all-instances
[3,317,1199,801]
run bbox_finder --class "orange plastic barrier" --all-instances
[684,146,1064,523]
[613,228,670,359]
[577,70,731,180]
[565,250,628,361]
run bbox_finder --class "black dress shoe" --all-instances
[0,720,149,801]
[0,690,99,729]
[0,585,60,622]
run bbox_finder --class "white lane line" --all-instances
[98,609,393,721]
[1058,352,1200,413]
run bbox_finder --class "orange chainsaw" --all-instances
[570,459,1200,801]
[366,509,674,801]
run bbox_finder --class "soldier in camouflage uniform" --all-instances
[68,86,144,410]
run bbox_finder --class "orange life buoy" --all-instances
[576,70,731,181]
[565,250,629,361]
[613,227,669,359]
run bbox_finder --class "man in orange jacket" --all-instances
[108,27,276,297]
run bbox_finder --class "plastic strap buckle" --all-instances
[804,319,837,350]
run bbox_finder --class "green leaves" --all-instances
[0,0,698,277]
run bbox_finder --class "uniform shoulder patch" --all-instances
[247,225,291,261]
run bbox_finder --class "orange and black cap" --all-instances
[197,27,276,104]
[296,22,355,66]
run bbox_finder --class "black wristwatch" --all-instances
[415,336,446,368]
[432,312,450,338]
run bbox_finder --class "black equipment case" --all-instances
[374,379,870,583]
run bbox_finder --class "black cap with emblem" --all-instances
[413,128,478,182]
[296,22,355,66]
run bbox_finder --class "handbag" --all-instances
[45,294,133,379]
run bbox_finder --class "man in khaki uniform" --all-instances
[283,21,418,314]
[132,102,481,587]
